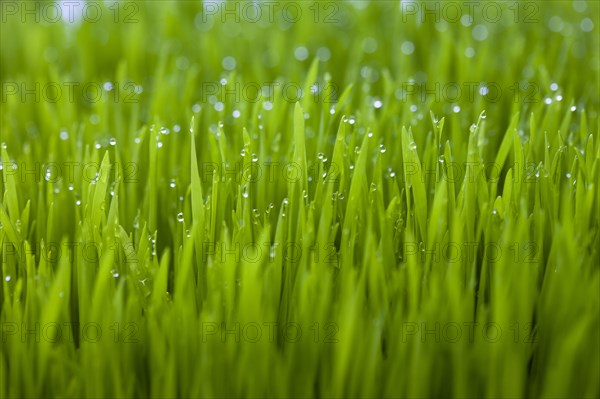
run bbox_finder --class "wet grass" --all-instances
[1,1,599,398]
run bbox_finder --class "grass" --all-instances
[1,1,599,398]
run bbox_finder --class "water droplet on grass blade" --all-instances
[222,56,237,70]
[294,46,309,61]
[281,198,289,217]
[401,41,415,55]
[177,212,184,222]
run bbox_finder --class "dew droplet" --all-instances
[169,179,176,188]
[242,185,249,198]
[281,198,289,217]
[109,137,117,146]
[5,276,11,282]
[251,154,259,162]
[379,144,387,153]
[110,269,120,278]
[177,212,184,222]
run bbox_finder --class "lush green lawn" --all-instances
[1,1,599,398]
